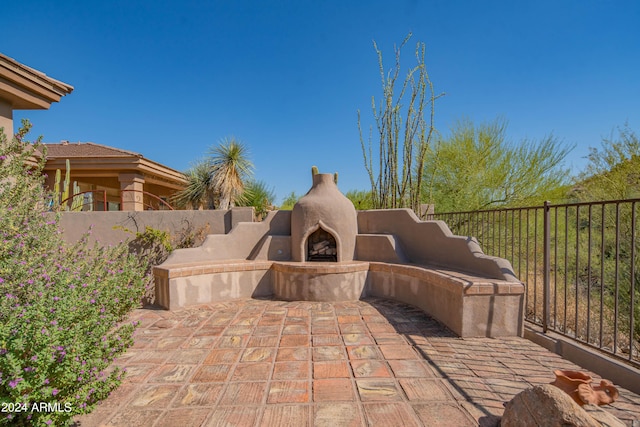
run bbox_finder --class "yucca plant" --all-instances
[208,138,254,210]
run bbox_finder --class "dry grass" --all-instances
[524,271,639,365]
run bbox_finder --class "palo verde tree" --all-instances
[358,33,443,211]
[423,117,573,213]
[574,122,640,201]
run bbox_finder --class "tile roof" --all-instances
[44,142,143,158]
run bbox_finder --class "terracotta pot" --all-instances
[550,370,619,406]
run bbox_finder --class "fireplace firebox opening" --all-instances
[307,227,337,262]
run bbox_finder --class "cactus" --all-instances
[311,165,319,176]
[51,169,61,209]
[61,159,71,208]
[51,159,73,210]
[333,172,338,185]
[71,181,83,211]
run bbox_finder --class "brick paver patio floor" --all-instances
[73,297,640,426]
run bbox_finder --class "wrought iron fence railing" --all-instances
[428,199,639,368]
[57,189,174,211]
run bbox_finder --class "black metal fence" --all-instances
[428,199,639,367]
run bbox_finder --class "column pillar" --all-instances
[119,173,145,211]
[0,99,13,141]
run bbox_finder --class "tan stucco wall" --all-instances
[54,208,254,246]
[357,209,519,282]
[163,210,291,265]
[161,269,272,309]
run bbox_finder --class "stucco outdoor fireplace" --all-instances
[291,173,357,262]
[154,169,526,338]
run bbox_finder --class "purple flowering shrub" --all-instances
[0,121,147,426]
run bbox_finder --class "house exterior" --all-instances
[1,53,186,211]
[43,141,187,211]
[0,52,73,139]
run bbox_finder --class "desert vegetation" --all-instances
[0,121,152,425]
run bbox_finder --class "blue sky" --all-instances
[4,0,639,204]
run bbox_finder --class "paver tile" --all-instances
[104,408,163,427]
[276,347,310,362]
[173,383,224,406]
[129,384,180,407]
[248,335,279,347]
[362,403,421,427]
[312,334,343,346]
[205,406,259,427]
[241,347,275,363]
[231,362,272,381]
[203,348,241,364]
[312,325,339,334]
[120,363,157,383]
[340,324,368,334]
[273,360,309,380]
[356,379,403,401]
[254,325,281,336]
[154,408,211,427]
[347,345,380,360]
[127,350,172,364]
[147,364,195,383]
[351,360,392,378]
[314,361,350,378]
[154,336,187,350]
[313,378,354,401]
[399,378,451,401]
[378,344,419,360]
[282,324,309,334]
[413,402,476,426]
[215,335,248,348]
[260,404,309,427]
[314,403,362,427]
[219,382,267,405]
[280,334,310,347]
[267,380,310,403]
[387,359,434,378]
[342,333,374,346]
[313,345,345,361]
[191,364,232,382]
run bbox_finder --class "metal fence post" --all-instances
[543,200,551,333]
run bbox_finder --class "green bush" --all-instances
[0,121,148,426]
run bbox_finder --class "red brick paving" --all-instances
[73,297,640,426]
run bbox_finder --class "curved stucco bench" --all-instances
[153,260,524,337]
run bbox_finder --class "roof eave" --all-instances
[0,53,74,110]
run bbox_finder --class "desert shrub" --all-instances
[0,121,148,426]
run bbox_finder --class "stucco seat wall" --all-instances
[153,261,273,310]
[153,260,524,337]
[366,262,525,337]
